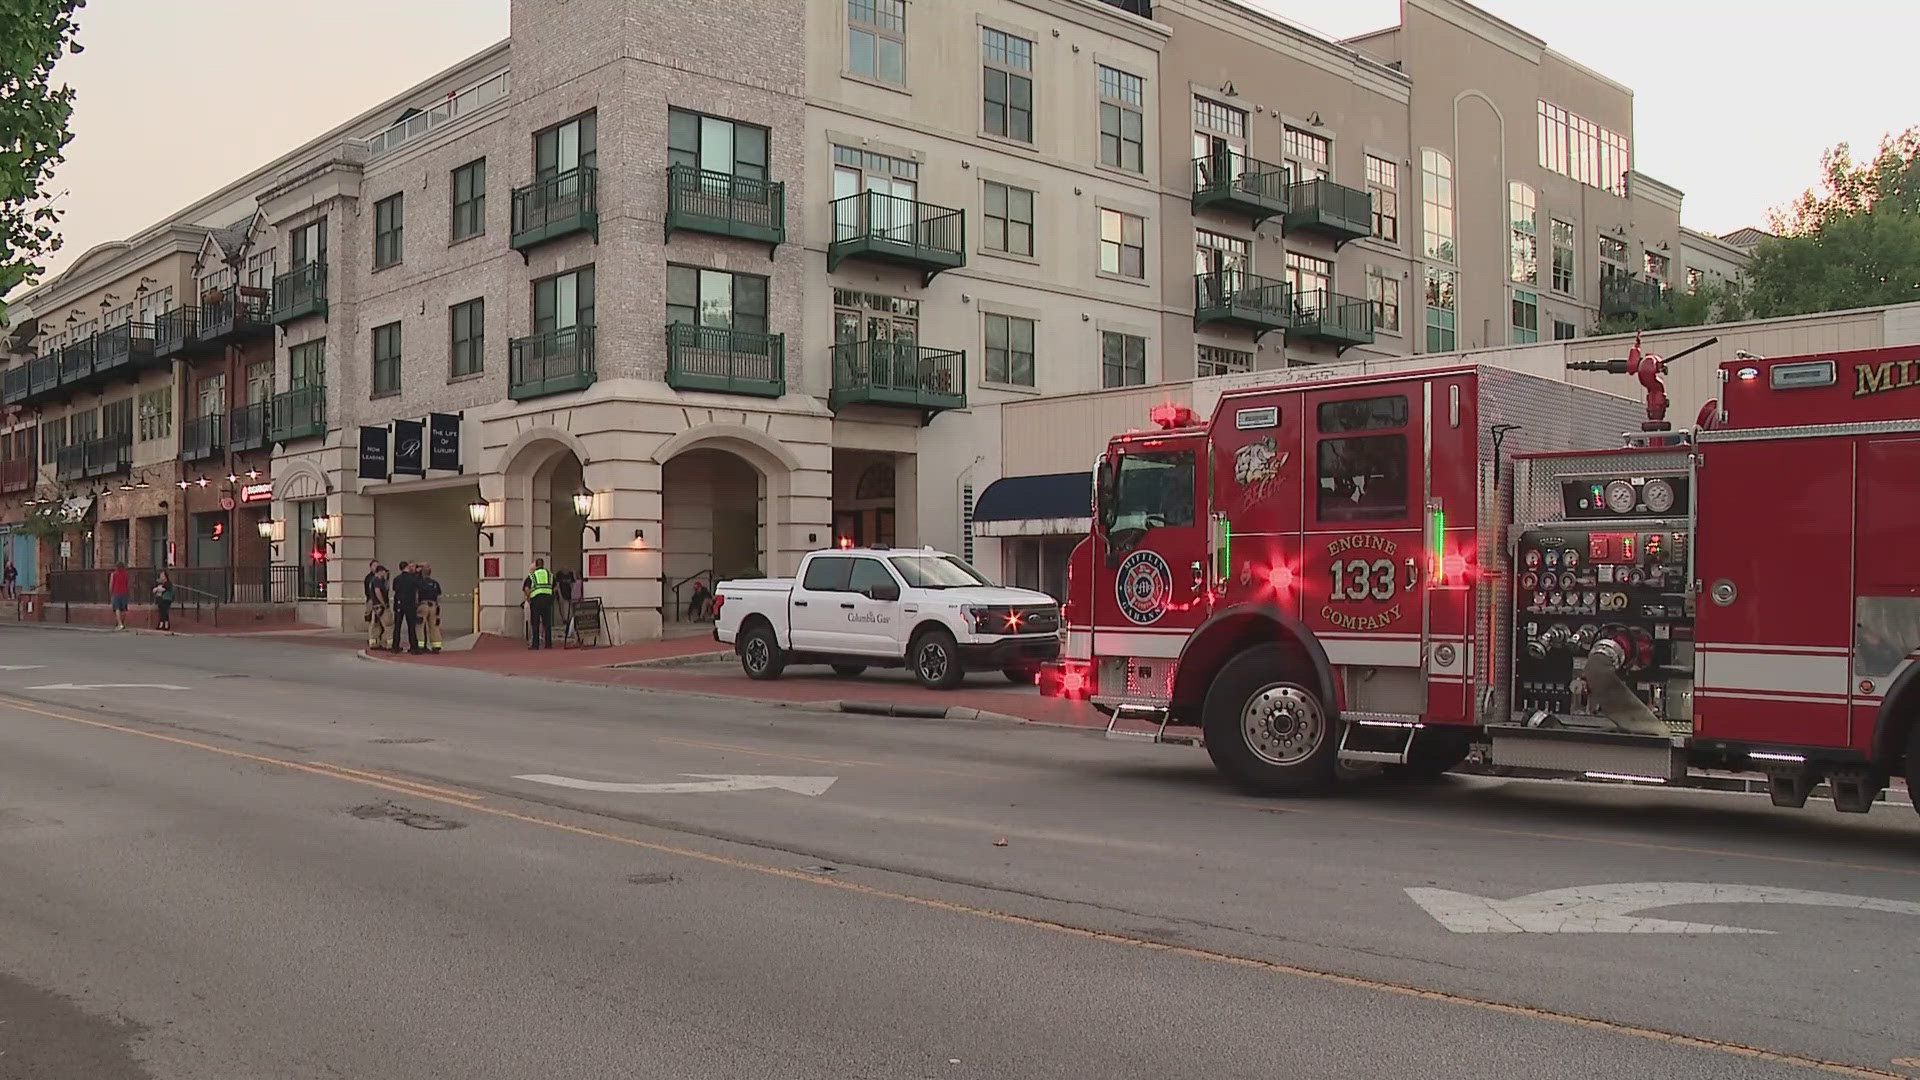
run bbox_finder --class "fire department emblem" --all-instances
[1116,549,1173,625]
[1233,436,1288,508]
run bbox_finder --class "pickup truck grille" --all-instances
[1017,606,1059,634]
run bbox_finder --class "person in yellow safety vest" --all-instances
[523,557,556,650]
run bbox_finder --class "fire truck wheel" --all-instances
[1202,644,1338,796]
[831,664,868,678]
[739,624,786,681]
[1384,731,1472,783]
[911,629,966,690]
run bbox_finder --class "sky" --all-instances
[28,0,1919,286]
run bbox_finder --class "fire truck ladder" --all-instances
[1335,713,1421,765]
[1104,703,1202,747]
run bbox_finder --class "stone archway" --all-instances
[655,426,799,630]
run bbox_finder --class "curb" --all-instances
[607,650,732,669]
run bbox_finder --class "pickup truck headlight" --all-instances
[961,606,1026,634]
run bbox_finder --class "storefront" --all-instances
[970,471,1090,602]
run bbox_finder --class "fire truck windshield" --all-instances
[889,554,993,589]
[1111,450,1196,532]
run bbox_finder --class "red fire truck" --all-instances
[1047,343,1920,817]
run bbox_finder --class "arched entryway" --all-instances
[660,448,763,629]
[494,429,594,638]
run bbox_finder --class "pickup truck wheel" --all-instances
[1201,644,1338,796]
[738,624,786,681]
[831,664,867,678]
[910,629,965,690]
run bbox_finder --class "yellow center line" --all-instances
[0,692,1903,1080]
[307,762,486,804]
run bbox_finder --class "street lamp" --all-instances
[468,496,494,547]
[258,517,283,557]
[310,512,336,553]
[572,487,600,543]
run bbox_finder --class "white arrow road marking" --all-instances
[0,665,46,671]
[514,773,838,797]
[1407,882,1920,934]
[28,683,190,691]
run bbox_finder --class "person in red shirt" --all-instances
[109,562,131,630]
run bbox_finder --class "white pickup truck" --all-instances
[712,547,1061,689]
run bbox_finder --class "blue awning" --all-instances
[973,472,1090,536]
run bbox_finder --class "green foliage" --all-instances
[1743,128,1920,319]
[1771,128,1920,235]
[1594,279,1749,336]
[0,0,85,321]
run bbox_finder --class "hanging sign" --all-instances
[358,426,389,480]
[393,418,424,477]
[428,413,461,472]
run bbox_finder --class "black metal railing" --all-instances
[47,565,302,612]
[1289,288,1377,345]
[511,166,599,248]
[197,287,273,342]
[53,443,86,482]
[1286,177,1374,242]
[268,385,326,442]
[27,355,59,397]
[82,434,133,478]
[1190,152,1290,220]
[665,323,786,398]
[508,325,596,401]
[94,320,158,372]
[828,340,966,412]
[1,365,28,405]
[1601,273,1668,317]
[271,262,328,324]
[231,401,269,451]
[827,191,965,276]
[665,164,786,244]
[154,306,200,358]
[0,457,32,493]
[1194,269,1292,326]
[58,335,97,383]
[182,414,225,461]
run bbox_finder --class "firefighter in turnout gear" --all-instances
[524,558,556,650]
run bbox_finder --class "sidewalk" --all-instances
[364,632,1105,729]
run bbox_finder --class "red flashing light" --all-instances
[837,536,853,550]
[1267,564,1295,592]
[1148,403,1198,430]
[1443,553,1469,580]
[1062,670,1087,697]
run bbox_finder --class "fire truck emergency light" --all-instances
[1149,403,1197,429]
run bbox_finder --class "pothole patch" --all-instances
[626,872,677,886]
[369,737,435,745]
[348,801,464,831]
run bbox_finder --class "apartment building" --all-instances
[0,0,1737,636]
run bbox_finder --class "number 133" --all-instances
[1329,558,1395,602]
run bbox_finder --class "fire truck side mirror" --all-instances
[1093,459,1116,536]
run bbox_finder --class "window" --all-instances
[290,339,326,389]
[451,159,486,241]
[1553,319,1577,341]
[1101,331,1146,388]
[1644,249,1670,282]
[833,290,917,351]
[195,374,224,420]
[1509,182,1537,285]
[1099,208,1145,278]
[137,388,171,441]
[290,219,326,269]
[1511,289,1539,344]
[1367,268,1401,333]
[1319,396,1409,433]
[668,109,769,181]
[832,146,919,242]
[40,416,64,464]
[983,312,1035,387]
[71,408,98,444]
[535,112,598,178]
[1425,267,1457,352]
[982,181,1034,256]
[1286,251,1333,306]
[108,521,129,567]
[982,27,1033,143]
[535,267,596,335]
[1686,267,1705,292]
[1422,150,1454,263]
[103,398,133,441]
[135,285,174,323]
[889,554,991,588]
[1317,433,1409,523]
[1099,66,1144,172]
[1366,155,1397,242]
[1537,100,1630,196]
[372,322,402,397]
[1197,344,1252,377]
[1550,218,1575,294]
[846,558,896,596]
[1194,229,1248,277]
[802,555,853,592]
[668,265,767,334]
[1599,234,1629,282]
[1110,451,1195,531]
[450,298,485,377]
[246,360,272,403]
[848,0,906,85]
[1191,96,1248,192]
[373,193,404,269]
[1284,126,1330,181]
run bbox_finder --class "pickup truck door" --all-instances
[843,557,907,656]
[791,556,854,652]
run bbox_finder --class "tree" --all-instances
[1771,128,1920,235]
[0,0,86,323]
[1594,279,1749,336]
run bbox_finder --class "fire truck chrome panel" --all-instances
[1695,418,1920,443]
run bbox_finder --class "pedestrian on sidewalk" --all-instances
[3,558,16,600]
[364,561,390,650]
[523,557,555,650]
[109,562,131,630]
[392,561,422,654]
[554,567,577,639]
[151,572,175,631]
[416,562,443,654]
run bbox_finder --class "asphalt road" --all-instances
[0,626,1915,1079]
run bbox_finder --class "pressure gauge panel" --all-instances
[1560,475,1691,519]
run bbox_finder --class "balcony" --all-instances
[54,444,85,483]
[1285,289,1376,353]
[826,191,965,285]
[82,434,133,478]
[92,320,161,379]
[1193,270,1292,336]
[271,263,328,324]
[182,413,225,462]
[508,325,596,401]
[268,386,326,443]
[57,335,98,385]
[231,401,270,453]
[188,288,272,357]
[1,365,28,407]
[665,323,785,398]
[26,355,59,400]
[1190,153,1290,225]
[1601,274,1668,318]
[829,341,966,421]
[153,306,199,360]
[511,166,598,253]
[0,457,32,494]
[664,165,785,249]
[1284,177,1373,247]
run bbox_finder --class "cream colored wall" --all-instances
[371,483,481,635]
